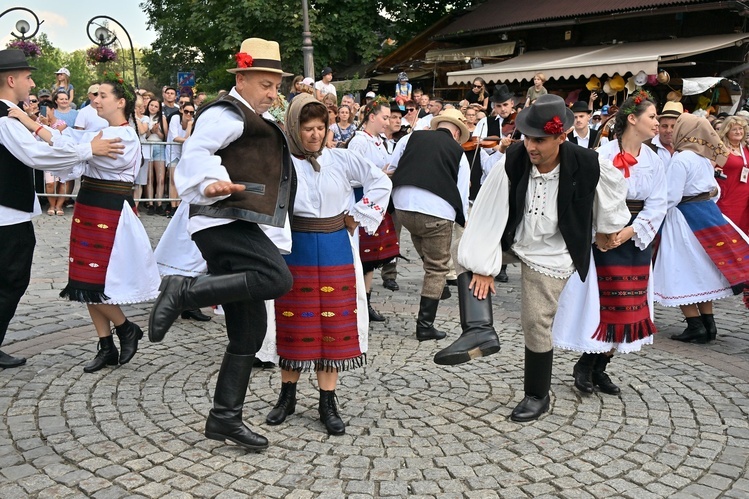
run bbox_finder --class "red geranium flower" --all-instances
[235,52,254,68]
[543,116,564,135]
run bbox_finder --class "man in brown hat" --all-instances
[148,37,294,451]
[433,94,630,422]
[388,108,471,342]
[644,101,683,166]
[0,49,123,369]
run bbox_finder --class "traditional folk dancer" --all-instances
[0,50,124,369]
[347,96,400,322]
[149,38,295,451]
[553,92,667,395]
[654,113,749,343]
[264,94,391,435]
[434,95,629,422]
[18,74,158,372]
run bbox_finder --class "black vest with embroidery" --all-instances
[391,129,466,226]
[189,96,294,227]
[0,102,36,212]
[502,141,601,281]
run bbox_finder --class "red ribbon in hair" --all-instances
[612,151,637,178]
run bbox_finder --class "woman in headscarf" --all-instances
[653,113,749,343]
[265,94,391,436]
[553,91,667,396]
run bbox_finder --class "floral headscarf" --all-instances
[673,113,730,167]
[284,93,328,172]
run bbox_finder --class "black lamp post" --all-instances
[0,7,43,40]
[301,0,315,79]
[86,16,139,89]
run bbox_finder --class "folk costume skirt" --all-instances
[354,187,399,273]
[275,215,367,372]
[654,199,749,307]
[59,176,160,305]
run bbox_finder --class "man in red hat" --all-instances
[148,37,294,451]
[0,49,123,369]
[433,94,630,422]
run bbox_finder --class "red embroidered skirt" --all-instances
[359,212,399,273]
[59,177,134,303]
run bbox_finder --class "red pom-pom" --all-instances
[543,116,565,135]
[235,52,254,68]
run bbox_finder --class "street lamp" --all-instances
[301,0,315,79]
[86,16,139,89]
[0,7,43,40]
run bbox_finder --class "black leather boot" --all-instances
[0,351,26,369]
[367,292,385,322]
[318,389,345,435]
[439,285,452,300]
[572,352,596,394]
[266,382,297,425]
[416,296,446,341]
[181,309,212,322]
[204,352,268,451]
[496,264,509,283]
[670,316,709,343]
[149,273,251,342]
[114,320,143,365]
[433,272,500,365]
[83,336,119,373]
[511,348,553,422]
[701,314,717,342]
[592,354,621,395]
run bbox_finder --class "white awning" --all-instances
[425,42,515,63]
[447,34,749,85]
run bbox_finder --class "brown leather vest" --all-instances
[189,95,293,228]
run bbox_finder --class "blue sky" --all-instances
[1,2,157,53]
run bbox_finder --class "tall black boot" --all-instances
[670,316,709,343]
[149,273,251,342]
[266,382,297,425]
[510,348,553,422]
[572,353,596,394]
[318,389,345,435]
[433,272,500,365]
[83,335,119,373]
[114,320,143,365]
[701,314,717,342]
[204,352,268,451]
[367,292,385,322]
[592,354,621,395]
[416,296,446,341]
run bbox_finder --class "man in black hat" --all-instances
[567,101,600,149]
[0,49,123,369]
[433,94,629,422]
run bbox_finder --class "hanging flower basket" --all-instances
[6,39,41,58]
[87,46,117,64]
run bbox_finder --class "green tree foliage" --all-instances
[140,0,480,92]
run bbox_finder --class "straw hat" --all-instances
[586,76,601,92]
[659,101,683,118]
[657,70,670,84]
[666,90,682,102]
[227,38,285,74]
[431,109,470,143]
[625,76,637,94]
[634,71,648,87]
[603,80,615,96]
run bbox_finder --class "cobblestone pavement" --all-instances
[1,213,748,498]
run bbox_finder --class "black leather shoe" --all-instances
[181,309,212,321]
[446,278,458,287]
[701,314,717,342]
[0,350,26,369]
[510,394,550,422]
[205,413,269,450]
[670,316,709,343]
[83,336,119,373]
[592,354,621,395]
[496,265,509,283]
[366,292,386,322]
[382,279,399,291]
[266,382,297,425]
[439,286,451,300]
[319,389,345,435]
[572,353,596,394]
[114,320,143,365]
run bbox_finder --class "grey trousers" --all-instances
[520,262,569,353]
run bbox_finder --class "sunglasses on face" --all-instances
[406,108,416,112]
[183,110,195,115]
[473,84,483,88]
[29,99,38,103]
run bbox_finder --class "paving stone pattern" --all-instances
[1,214,748,498]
